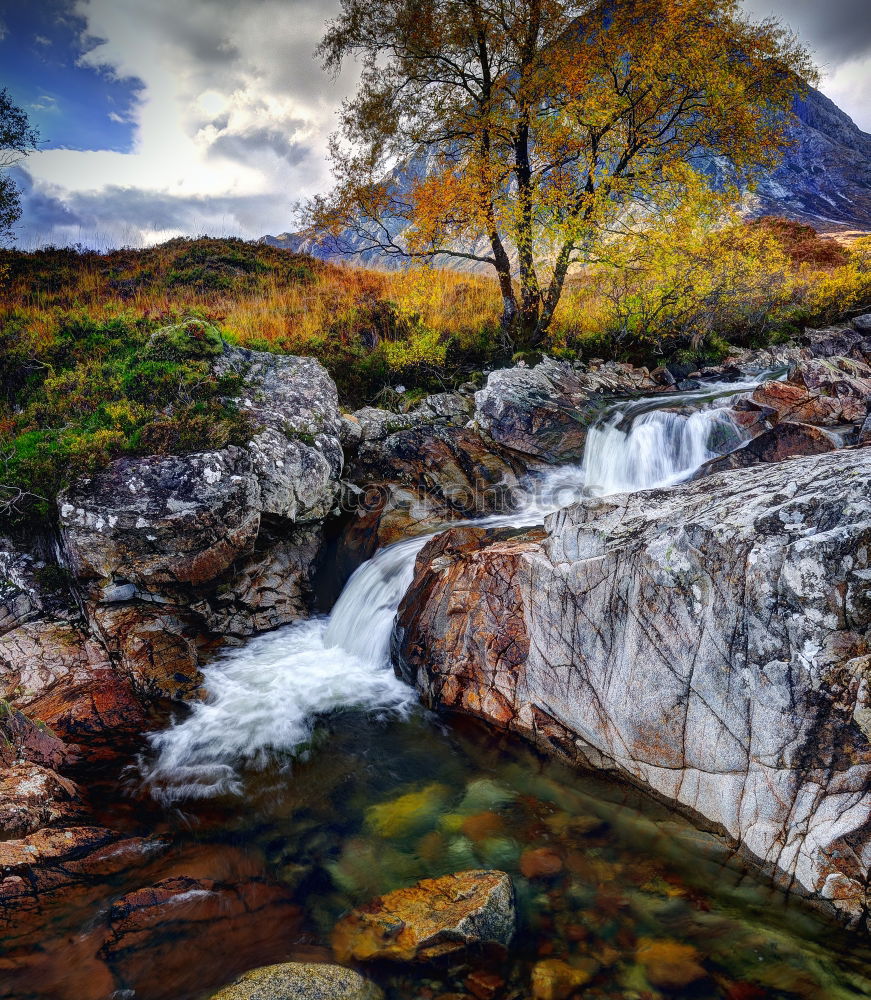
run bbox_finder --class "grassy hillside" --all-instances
[0,224,868,527]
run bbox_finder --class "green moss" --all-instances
[0,312,250,529]
[145,318,224,360]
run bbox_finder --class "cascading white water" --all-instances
[581,378,766,495]
[144,371,774,800]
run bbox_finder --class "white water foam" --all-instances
[144,372,774,800]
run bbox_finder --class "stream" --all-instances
[5,373,871,1000]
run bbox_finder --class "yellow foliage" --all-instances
[382,326,447,370]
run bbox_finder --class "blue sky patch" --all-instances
[0,0,143,152]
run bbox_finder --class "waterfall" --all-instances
[144,373,772,800]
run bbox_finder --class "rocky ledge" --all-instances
[395,447,871,929]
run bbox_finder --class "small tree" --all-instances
[309,0,815,349]
[0,88,40,245]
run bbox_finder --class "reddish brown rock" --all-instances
[519,848,564,880]
[0,621,144,739]
[332,870,515,964]
[635,938,707,990]
[91,603,207,702]
[529,958,599,999]
[100,876,301,1000]
[0,827,169,942]
[751,356,871,427]
[395,526,543,727]
[0,708,79,771]
[0,763,85,837]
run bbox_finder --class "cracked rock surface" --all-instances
[396,448,871,928]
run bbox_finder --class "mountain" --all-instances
[263,86,871,267]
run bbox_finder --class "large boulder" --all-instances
[474,359,654,464]
[209,962,384,1000]
[59,448,262,596]
[58,347,344,612]
[395,449,871,928]
[332,870,515,963]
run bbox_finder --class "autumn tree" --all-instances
[0,88,40,245]
[309,0,816,349]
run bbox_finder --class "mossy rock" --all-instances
[145,319,224,361]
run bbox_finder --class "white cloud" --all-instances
[20,0,356,246]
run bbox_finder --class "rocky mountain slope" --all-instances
[264,87,871,266]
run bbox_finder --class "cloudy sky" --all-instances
[2,0,870,248]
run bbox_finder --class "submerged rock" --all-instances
[395,449,871,928]
[635,938,707,990]
[208,962,384,1000]
[331,870,515,963]
[530,957,600,999]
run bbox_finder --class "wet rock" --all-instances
[100,876,301,1000]
[636,938,707,989]
[519,848,563,880]
[199,523,323,637]
[696,421,839,476]
[751,356,871,427]
[0,707,79,771]
[0,763,84,836]
[530,958,599,999]
[340,427,526,565]
[91,603,206,702]
[395,526,544,727]
[208,962,384,1000]
[331,870,515,963]
[474,359,649,463]
[0,621,143,738]
[395,449,871,928]
[0,827,168,937]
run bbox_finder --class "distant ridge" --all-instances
[263,86,871,268]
